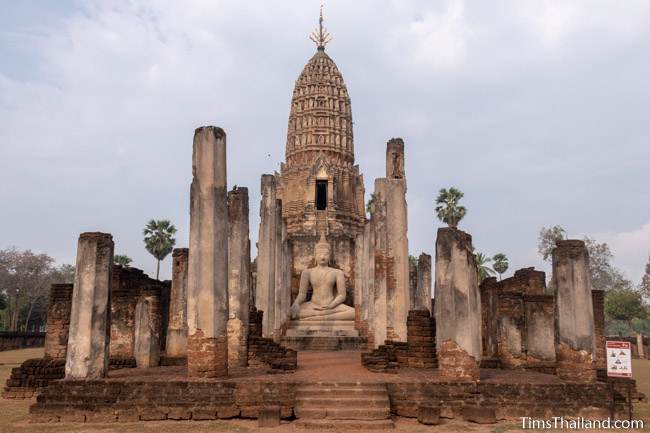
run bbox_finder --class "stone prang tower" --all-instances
[277,20,366,295]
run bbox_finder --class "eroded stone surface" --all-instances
[187,126,229,377]
[65,232,113,379]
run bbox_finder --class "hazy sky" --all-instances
[1,0,649,283]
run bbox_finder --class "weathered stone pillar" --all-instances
[385,138,409,341]
[434,228,481,381]
[44,284,73,359]
[187,126,229,378]
[409,259,417,308]
[553,240,596,382]
[65,232,114,379]
[166,248,188,357]
[592,289,606,369]
[274,211,291,340]
[134,286,161,368]
[227,187,251,369]
[256,174,277,337]
[371,183,388,347]
[414,253,432,312]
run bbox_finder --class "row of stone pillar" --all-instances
[64,126,251,379]
[355,138,412,347]
[434,228,598,382]
[255,175,291,339]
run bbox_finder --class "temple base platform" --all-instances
[29,351,635,424]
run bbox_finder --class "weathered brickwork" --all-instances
[0,332,45,352]
[362,309,436,372]
[110,266,166,360]
[247,309,297,372]
[30,380,297,422]
[44,284,73,359]
[187,331,228,378]
[480,268,555,371]
[29,376,629,423]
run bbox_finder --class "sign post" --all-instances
[606,341,633,378]
[606,340,633,420]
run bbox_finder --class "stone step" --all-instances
[296,388,387,398]
[295,407,390,420]
[295,419,395,430]
[296,396,390,408]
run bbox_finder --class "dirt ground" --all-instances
[1,347,648,433]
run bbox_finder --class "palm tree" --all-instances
[492,253,509,280]
[435,187,466,228]
[114,254,133,268]
[143,219,177,280]
[474,252,495,283]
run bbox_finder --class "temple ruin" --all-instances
[3,7,642,428]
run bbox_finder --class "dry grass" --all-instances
[0,349,649,432]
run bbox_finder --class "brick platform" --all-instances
[28,352,631,423]
[362,309,436,372]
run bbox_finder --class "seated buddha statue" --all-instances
[289,234,355,321]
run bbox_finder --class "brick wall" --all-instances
[0,332,45,352]
[44,284,73,359]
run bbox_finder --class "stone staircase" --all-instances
[295,382,394,430]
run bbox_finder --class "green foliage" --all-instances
[435,187,466,228]
[0,292,6,310]
[114,254,133,268]
[537,225,567,261]
[640,254,650,299]
[143,219,177,280]
[474,252,495,283]
[366,193,377,214]
[492,253,509,280]
[408,255,418,267]
[605,288,647,332]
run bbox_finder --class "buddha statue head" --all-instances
[314,233,331,266]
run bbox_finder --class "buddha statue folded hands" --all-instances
[289,234,355,321]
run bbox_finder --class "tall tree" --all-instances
[435,187,466,228]
[492,253,509,280]
[537,225,567,261]
[640,254,650,299]
[143,219,177,280]
[114,254,133,268]
[474,252,495,283]
[0,248,55,331]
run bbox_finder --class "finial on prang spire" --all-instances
[309,2,332,50]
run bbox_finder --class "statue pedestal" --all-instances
[281,321,367,351]
[285,320,359,337]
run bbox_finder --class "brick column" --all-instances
[166,248,188,357]
[434,228,481,381]
[187,126,229,378]
[65,232,113,379]
[44,284,73,359]
[553,240,596,382]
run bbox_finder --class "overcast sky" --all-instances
[1,0,649,283]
